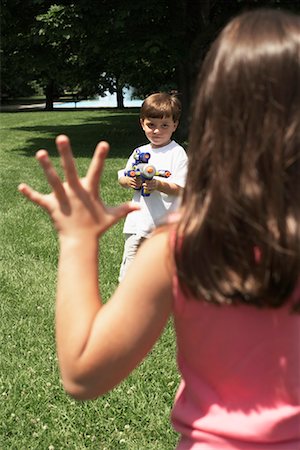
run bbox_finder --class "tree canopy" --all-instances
[2,0,300,132]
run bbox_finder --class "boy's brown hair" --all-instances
[140,92,181,122]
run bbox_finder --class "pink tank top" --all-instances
[171,276,300,449]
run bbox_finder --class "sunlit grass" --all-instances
[0,110,179,449]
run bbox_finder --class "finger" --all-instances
[18,183,50,210]
[55,135,80,189]
[86,141,109,195]
[106,202,140,226]
[36,150,68,203]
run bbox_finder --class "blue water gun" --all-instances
[124,149,171,197]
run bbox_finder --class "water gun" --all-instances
[124,149,171,197]
[132,148,151,165]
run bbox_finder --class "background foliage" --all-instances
[2,0,300,128]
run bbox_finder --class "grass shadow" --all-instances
[7,109,145,159]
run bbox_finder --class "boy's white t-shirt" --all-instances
[118,140,188,237]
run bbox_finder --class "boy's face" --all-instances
[140,116,178,148]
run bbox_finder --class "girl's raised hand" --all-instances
[18,135,139,239]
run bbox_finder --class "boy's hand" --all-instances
[142,179,158,193]
[128,176,142,190]
[18,135,139,239]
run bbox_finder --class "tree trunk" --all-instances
[45,80,54,111]
[116,78,124,109]
[177,64,191,142]
[177,0,213,142]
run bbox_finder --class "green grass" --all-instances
[0,110,180,449]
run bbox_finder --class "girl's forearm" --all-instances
[56,236,101,382]
[54,231,173,400]
[18,137,142,399]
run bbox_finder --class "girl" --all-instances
[19,8,300,449]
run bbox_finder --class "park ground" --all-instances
[0,108,180,450]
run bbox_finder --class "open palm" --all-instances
[18,135,139,238]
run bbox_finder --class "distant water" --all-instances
[54,87,143,109]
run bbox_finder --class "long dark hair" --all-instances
[175,9,300,309]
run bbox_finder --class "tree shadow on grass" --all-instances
[9,111,145,159]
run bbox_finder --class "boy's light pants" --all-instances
[118,234,145,283]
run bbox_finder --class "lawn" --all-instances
[0,109,179,450]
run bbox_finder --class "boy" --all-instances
[118,92,188,281]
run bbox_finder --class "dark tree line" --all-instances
[1,0,300,135]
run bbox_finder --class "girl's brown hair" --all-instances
[175,9,300,309]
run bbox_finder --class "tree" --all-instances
[1,0,113,108]
[168,0,300,136]
[32,3,108,110]
[2,0,300,118]
[1,0,43,98]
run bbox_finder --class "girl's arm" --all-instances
[57,230,172,399]
[18,135,173,400]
